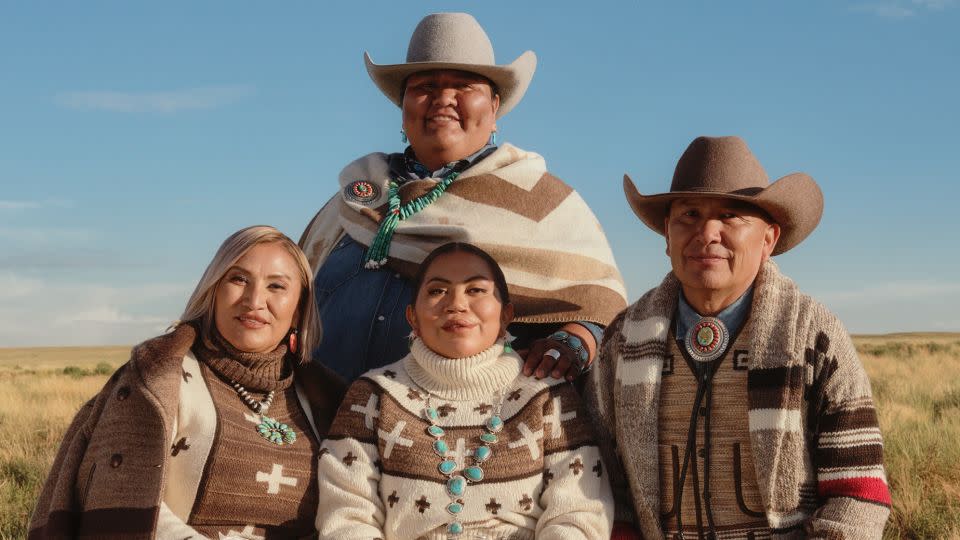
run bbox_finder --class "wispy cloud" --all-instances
[0,272,189,346]
[0,226,92,245]
[812,280,960,334]
[912,0,956,10]
[0,201,42,210]
[0,199,72,211]
[55,85,256,113]
[853,4,917,18]
[853,0,955,18]
[816,280,960,305]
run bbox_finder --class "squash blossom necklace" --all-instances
[231,380,297,446]
[363,171,460,269]
[421,385,507,538]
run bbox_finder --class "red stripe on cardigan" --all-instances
[611,521,642,540]
[818,477,891,506]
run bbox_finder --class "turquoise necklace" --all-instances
[422,387,507,538]
[363,171,460,269]
[230,380,296,446]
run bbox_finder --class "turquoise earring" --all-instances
[489,131,498,145]
[401,129,408,144]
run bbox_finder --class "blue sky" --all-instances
[1,1,957,346]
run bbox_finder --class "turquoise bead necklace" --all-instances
[363,171,460,269]
[422,387,507,538]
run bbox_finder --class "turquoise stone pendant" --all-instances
[420,387,510,540]
[438,459,457,475]
[474,445,492,463]
[463,466,484,482]
[447,475,466,497]
[256,415,296,445]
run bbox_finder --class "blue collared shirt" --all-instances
[392,144,497,182]
[676,287,754,346]
[310,146,497,382]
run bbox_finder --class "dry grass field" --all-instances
[1,336,958,539]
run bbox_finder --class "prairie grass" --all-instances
[0,365,112,539]
[0,338,958,538]
[856,334,960,539]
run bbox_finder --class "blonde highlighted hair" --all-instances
[178,225,320,362]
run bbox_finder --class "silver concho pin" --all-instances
[685,316,730,363]
[344,180,380,204]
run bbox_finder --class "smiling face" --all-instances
[665,197,781,315]
[402,69,500,172]
[213,242,302,353]
[406,250,513,359]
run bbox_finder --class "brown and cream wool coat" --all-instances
[28,324,344,540]
[586,261,891,539]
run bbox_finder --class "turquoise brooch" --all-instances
[257,416,297,445]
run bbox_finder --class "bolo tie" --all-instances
[673,315,731,540]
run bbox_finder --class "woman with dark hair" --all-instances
[316,242,613,539]
[300,12,627,385]
[30,226,344,539]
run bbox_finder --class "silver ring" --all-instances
[544,348,561,360]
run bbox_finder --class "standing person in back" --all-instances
[300,12,626,385]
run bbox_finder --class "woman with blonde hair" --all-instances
[30,225,345,539]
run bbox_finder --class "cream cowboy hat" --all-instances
[624,136,824,255]
[364,12,537,118]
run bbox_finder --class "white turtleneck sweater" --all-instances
[316,340,613,540]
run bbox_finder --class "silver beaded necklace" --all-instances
[230,380,297,446]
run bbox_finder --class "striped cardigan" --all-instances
[585,261,890,539]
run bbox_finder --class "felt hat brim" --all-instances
[623,172,824,255]
[364,50,537,118]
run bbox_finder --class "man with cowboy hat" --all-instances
[585,136,891,538]
[300,13,625,383]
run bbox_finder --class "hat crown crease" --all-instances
[406,13,495,65]
[672,137,770,193]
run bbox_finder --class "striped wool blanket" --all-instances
[585,260,891,539]
[300,144,627,325]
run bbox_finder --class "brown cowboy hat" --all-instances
[364,12,536,118]
[624,136,824,255]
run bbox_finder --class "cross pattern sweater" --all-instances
[28,323,345,540]
[316,339,613,539]
[159,354,321,539]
